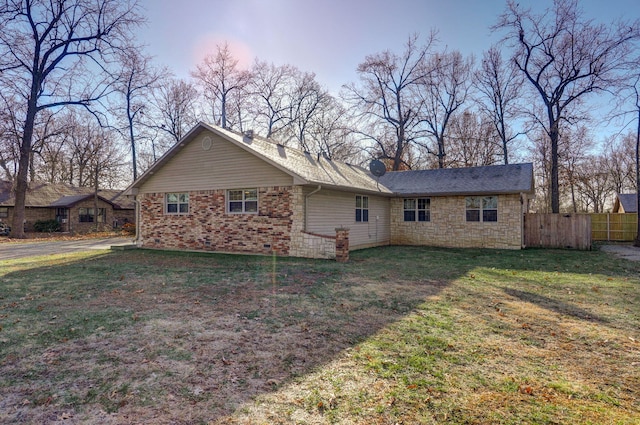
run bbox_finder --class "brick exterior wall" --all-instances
[390,194,524,249]
[3,199,133,234]
[138,187,294,255]
[335,227,350,262]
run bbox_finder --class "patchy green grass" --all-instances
[0,246,639,424]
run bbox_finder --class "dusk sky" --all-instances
[139,0,638,94]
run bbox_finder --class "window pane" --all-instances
[167,204,178,213]
[355,209,362,222]
[404,210,415,222]
[483,196,497,209]
[418,210,429,222]
[404,199,416,210]
[466,197,480,208]
[418,198,429,210]
[355,196,362,208]
[229,201,243,212]
[179,193,189,203]
[362,196,369,208]
[245,189,257,200]
[229,190,243,201]
[167,193,178,203]
[179,203,189,213]
[362,209,369,222]
[466,210,480,222]
[245,201,258,212]
[483,210,498,222]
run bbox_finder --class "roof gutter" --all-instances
[304,185,322,232]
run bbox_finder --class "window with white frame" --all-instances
[355,195,369,222]
[403,198,430,221]
[227,189,258,213]
[466,196,498,222]
[166,193,189,214]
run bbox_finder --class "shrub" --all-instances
[34,219,61,233]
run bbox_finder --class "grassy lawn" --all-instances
[0,246,639,424]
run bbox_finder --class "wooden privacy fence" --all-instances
[524,213,592,250]
[590,213,638,242]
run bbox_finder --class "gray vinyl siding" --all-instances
[139,131,293,193]
[305,188,390,249]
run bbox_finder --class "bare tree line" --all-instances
[1,0,639,240]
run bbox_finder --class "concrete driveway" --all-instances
[0,237,135,260]
[600,244,640,262]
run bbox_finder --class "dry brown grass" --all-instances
[0,246,639,424]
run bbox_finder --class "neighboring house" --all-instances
[126,123,535,260]
[612,193,638,213]
[0,181,134,233]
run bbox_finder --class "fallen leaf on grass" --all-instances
[519,385,534,395]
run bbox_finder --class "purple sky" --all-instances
[139,0,638,94]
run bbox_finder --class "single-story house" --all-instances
[125,123,535,260]
[0,181,135,233]
[612,193,638,213]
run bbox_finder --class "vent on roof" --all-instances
[244,129,254,139]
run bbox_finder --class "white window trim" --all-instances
[403,198,431,222]
[166,193,189,215]
[227,188,259,214]
[466,196,498,222]
[355,195,369,223]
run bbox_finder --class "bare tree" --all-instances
[603,134,636,196]
[573,156,612,213]
[150,78,200,145]
[495,0,640,213]
[0,0,143,238]
[447,110,500,167]
[0,92,23,181]
[113,48,166,181]
[344,33,437,171]
[630,74,640,245]
[284,71,329,151]
[192,42,250,129]
[474,46,524,164]
[417,50,474,168]
[246,61,299,139]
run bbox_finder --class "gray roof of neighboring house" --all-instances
[127,122,535,197]
[0,181,134,209]
[378,163,534,196]
[616,193,638,213]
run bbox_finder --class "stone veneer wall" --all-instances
[282,186,338,259]
[390,194,524,249]
[139,186,294,255]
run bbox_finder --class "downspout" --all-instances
[134,196,141,246]
[304,185,322,232]
[520,192,526,248]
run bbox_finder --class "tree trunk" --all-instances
[11,102,37,238]
[437,136,445,169]
[634,109,640,247]
[548,107,561,213]
[129,115,137,181]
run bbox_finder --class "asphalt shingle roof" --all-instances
[617,193,638,213]
[378,163,534,196]
[129,123,535,198]
[0,181,133,209]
